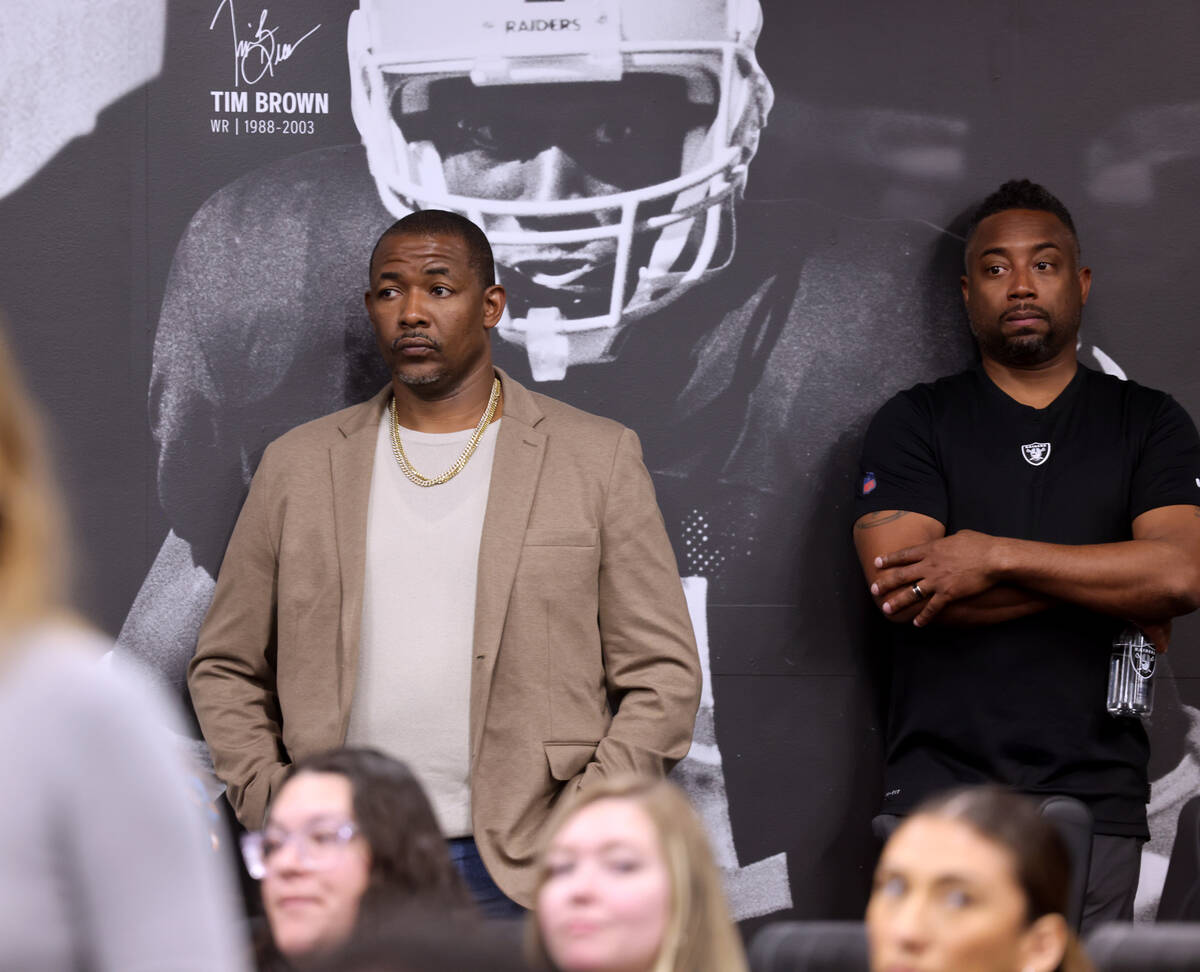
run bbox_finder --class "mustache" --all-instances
[1001,304,1049,322]
[390,332,441,352]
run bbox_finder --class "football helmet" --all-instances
[349,0,774,379]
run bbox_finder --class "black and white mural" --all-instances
[3,0,1200,925]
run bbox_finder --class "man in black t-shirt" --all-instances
[854,179,1200,927]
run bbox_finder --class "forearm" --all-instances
[577,592,700,795]
[591,428,702,782]
[873,580,1051,626]
[187,445,291,825]
[189,587,287,827]
[933,585,1054,626]
[873,510,1200,627]
[188,656,288,827]
[991,535,1200,621]
[188,567,287,827]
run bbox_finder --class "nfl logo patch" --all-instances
[861,472,877,496]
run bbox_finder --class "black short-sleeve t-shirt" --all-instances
[855,364,1200,837]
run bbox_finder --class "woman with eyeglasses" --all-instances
[243,747,470,968]
[866,786,1095,972]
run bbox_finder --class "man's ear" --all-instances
[1077,265,1092,306]
[482,284,506,330]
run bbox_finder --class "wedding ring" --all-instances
[911,583,927,600]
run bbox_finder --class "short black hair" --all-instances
[368,209,496,287]
[965,179,1080,260]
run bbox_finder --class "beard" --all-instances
[394,368,443,386]
[388,333,446,386]
[970,307,1080,367]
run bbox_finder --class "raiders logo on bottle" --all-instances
[1130,642,1156,679]
[1021,442,1051,466]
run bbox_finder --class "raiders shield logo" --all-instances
[1021,442,1051,466]
[1130,642,1156,679]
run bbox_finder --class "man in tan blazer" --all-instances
[188,209,700,911]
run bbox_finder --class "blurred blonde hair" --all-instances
[0,317,66,632]
[528,775,748,972]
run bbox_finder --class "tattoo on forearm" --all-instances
[855,511,910,531]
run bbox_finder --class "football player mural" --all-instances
[117,0,977,920]
[347,0,773,383]
[4,0,1200,927]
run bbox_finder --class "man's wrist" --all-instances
[988,534,1018,584]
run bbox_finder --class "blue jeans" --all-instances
[447,837,525,919]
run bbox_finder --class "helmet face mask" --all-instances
[349,0,773,379]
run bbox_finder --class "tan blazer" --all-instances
[188,368,700,905]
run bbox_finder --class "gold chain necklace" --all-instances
[389,378,501,487]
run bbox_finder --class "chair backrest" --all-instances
[749,921,868,972]
[1085,922,1200,971]
[1035,794,1093,932]
[1156,793,1200,921]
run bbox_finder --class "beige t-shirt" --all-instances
[344,414,500,837]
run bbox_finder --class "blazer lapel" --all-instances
[471,369,546,758]
[330,386,390,729]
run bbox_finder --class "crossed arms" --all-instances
[853,505,1200,650]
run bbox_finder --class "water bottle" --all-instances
[1106,624,1155,717]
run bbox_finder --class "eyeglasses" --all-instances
[240,820,360,880]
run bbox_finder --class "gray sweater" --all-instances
[0,624,248,971]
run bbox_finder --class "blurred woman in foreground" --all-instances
[867,786,1094,972]
[245,747,469,968]
[0,320,247,969]
[529,775,748,972]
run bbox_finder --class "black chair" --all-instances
[1085,922,1200,971]
[749,921,868,972]
[1156,794,1200,921]
[1035,794,1093,932]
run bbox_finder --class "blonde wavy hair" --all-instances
[0,318,66,632]
[527,775,749,972]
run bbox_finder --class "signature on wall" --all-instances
[209,0,321,88]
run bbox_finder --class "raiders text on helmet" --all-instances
[349,0,773,379]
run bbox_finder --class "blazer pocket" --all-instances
[544,741,599,781]
[524,529,598,547]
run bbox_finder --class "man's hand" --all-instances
[855,513,1049,627]
[871,529,1005,626]
[1139,618,1172,654]
[860,505,1200,631]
